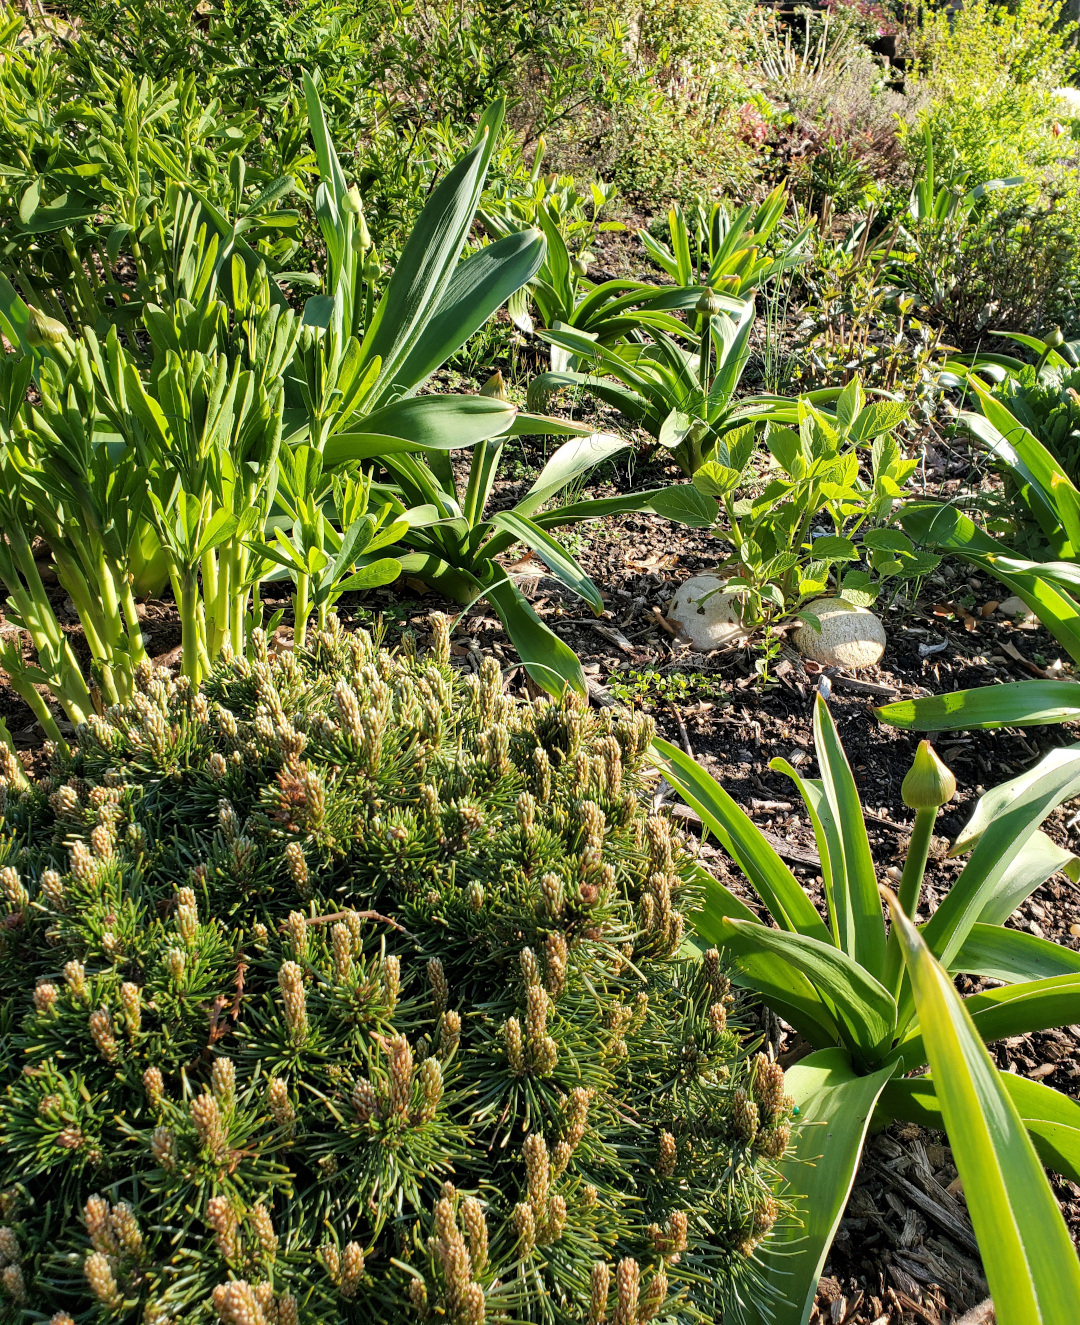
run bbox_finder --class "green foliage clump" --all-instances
[0,616,791,1322]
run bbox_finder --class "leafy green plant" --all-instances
[638,187,809,300]
[0,616,794,1321]
[529,292,771,476]
[690,379,927,627]
[656,697,1080,1324]
[353,407,714,696]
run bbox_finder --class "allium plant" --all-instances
[0,616,792,1323]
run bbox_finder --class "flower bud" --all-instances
[26,305,67,347]
[901,740,956,811]
[479,369,508,401]
[695,287,723,319]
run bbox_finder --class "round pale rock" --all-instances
[666,575,749,651]
[793,598,886,670]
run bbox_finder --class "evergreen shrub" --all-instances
[0,616,792,1323]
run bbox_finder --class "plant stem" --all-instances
[898,806,936,919]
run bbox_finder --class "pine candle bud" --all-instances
[523,1132,550,1209]
[278,961,308,1042]
[340,1241,365,1297]
[657,1131,676,1177]
[387,1034,414,1116]
[286,911,308,961]
[89,1007,118,1062]
[151,1125,176,1170]
[520,947,541,989]
[49,1315,76,1325]
[120,982,141,1036]
[84,1251,120,1307]
[614,1258,640,1325]
[513,1202,536,1254]
[192,1092,226,1155]
[40,869,64,908]
[279,1295,299,1325]
[589,1262,610,1325]
[539,871,564,918]
[352,1076,379,1125]
[732,1088,759,1145]
[751,1054,786,1118]
[268,1077,295,1127]
[462,1197,488,1272]
[143,1067,165,1107]
[902,741,956,811]
[0,867,27,908]
[211,1057,236,1104]
[0,1228,16,1266]
[544,932,568,996]
[284,841,309,895]
[34,981,58,1014]
[110,1201,142,1256]
[427,957,448,1014]
[176,888,198,943]
[505,1017,525,1074]
[166,947,186,981]
[382,954,400,1011]
[640,1268,668,1323]
[207,1196,239,1260]
[413,1057,443,1124]
[332,923,353,981]
[708,1001,727,1035]
[439,1009,461,1060]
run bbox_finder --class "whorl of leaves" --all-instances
[0,617,793,1323]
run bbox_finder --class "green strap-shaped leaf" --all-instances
[653,737,834,944]
[887,895,1080,1323]
[814,697,887,979]
[952,922,1080,983]
[706,915,896,1063]
[878,679,1080,731]
[533,486,716,531]
[893,973,1080,1069]
[881,1072,1080,1186]
[741,1049,897,1325]
[488,511,603,613]
[484,572,585,698]
[684,863,841,1047]
[924,751,1080,970]
[357,395,516,452]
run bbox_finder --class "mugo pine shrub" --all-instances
[0,616,792,1323]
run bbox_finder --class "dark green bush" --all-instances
[0,616,791,1323]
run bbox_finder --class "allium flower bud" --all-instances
[902,740,956,811]
[34,981,58,1014]
[589,1261,610,1325]
[151,1125,176,1171]
[89,1007,118,1062]
[84,1251,120,1307]
[614,1258,639,1325]
[278,961,308,1043]
[120,982,141,1036]
[144,1066,164,1107]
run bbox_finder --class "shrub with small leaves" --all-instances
[0,617,793,1321]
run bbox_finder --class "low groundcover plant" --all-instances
[0,614,792,1323]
